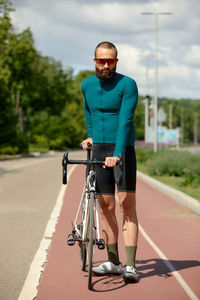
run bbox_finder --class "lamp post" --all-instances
[144,95,149,143]
[143,54,150,143]
[142,12,172,152]
[145,54,150,143]
[181,108,184,145]
[169,104,173,129]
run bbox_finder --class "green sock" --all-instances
[125,246,137,267]
[106,243,120,266]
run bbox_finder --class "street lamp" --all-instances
[140,53,150,143]
[169,104,173,129]
[142,12,172,152]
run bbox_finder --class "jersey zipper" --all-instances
[100,87,104,142]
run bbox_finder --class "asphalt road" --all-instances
[36,165,200,300]
[0,150,84,300]
[1,149,199,300]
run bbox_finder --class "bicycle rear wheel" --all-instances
[88,191,95,290]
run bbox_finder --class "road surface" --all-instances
[0,150,199,300]
[0,151,82,300]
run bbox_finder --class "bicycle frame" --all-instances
[62,148,123,289]
[72,169,101,245]
[63,150,106,289]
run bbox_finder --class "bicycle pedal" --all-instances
[67,234,75,246]
[97,239,105,250]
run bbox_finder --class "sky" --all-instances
[10,0,200,100]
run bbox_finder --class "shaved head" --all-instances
[94,41,118,58]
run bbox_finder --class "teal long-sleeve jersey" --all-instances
[81,72,138,157]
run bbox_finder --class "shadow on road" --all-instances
[91,274,127,292]
[84,260,138,292]
[137,258,200,279]
[87,258,200,292]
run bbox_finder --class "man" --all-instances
[81,41,138,283]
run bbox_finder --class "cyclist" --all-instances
[81,41,138,282]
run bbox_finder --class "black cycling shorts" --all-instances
[92,143,137,195]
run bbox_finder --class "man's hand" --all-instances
[81,138,93,150]
[104,156,120,168]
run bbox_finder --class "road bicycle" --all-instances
[62,146,123,290]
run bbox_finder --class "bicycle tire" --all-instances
[80,227,87,271]
[88,191,95,290]
[80,191,88,271]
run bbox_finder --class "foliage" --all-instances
[0,1,200,155]
[143,148,200,187]
[135,145,155,163]
[134,96,145,140]
[0,145,19,155]
[159,98,200,143]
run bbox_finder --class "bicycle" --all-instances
[62,146,123,290]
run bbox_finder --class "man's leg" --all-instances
[92,194,122,275]
[118,192,138,267]
[92,195,122,275]
[97,194,120,266]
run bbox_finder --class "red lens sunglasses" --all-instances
[94,58,118,66]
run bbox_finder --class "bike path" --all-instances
[36,165,200,300]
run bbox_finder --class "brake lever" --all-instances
[62,152,68,185]
[113,154,124,186]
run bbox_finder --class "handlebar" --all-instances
[62,152,105,184]
[62,144,124,185]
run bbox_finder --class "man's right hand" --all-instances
[81,138,93,150]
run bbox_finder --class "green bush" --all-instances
[147,149,200,186]
[0,146,19,155]
[49,137,64,150]
[16,133,29,153]
[181,168,200,187]
[135,146,155,163]
[33,135,49,148]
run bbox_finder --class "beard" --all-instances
[96,65,116,80]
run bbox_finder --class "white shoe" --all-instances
[92,261,122,275]
[123,266,138,282]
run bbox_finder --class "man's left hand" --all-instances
[104,156,120,168]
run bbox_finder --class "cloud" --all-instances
[184,46,200,67]
[10,0,200,99]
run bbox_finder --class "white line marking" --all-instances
[139,224,199,300]
[17,165,76,300]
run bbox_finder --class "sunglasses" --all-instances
[94,58,118,66]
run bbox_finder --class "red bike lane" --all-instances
[36,165,200,300]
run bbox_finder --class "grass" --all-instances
[137,162,200,201]
[28,145,49,153]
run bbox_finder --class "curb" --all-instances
[137,171,200,216]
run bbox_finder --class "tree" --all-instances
[134,96,145,140]
[0,0,21,153]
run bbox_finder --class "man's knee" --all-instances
[98,194,115,213]
[119,192,136,212]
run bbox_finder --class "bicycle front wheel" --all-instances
[80,229,87,271]
[88,192,95,290]
[79,189,88,271]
